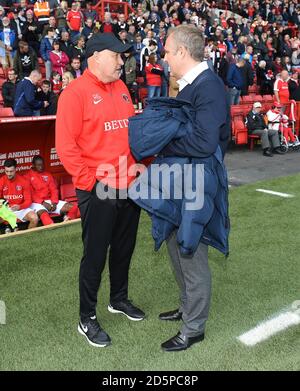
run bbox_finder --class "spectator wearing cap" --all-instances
[245,102,283,157]
[13,40,39,79]
[49,39,69,76]
[40,27,55,79]
[67,2,84,45]
[226,57,245,105]
[23,9,40,55]
[0,16,17,71]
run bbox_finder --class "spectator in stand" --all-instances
[68,56,82,78]
[67,2,84,45]
[119,30,129,45]
[289,71,300,101]
[140,40,158,72]
[240,53,254,96]
[34,0,51,35]
[83,2,98,23]
[26,155,79,225]
[49,39,69,76]
[281,34,293,58]
[36,79,57,115]
[245,102,283,157]
[40,27,55,79]
[226,57,245,105]
[70,35,86,69]
[55,1,68,33]
[59,31,73,61]
[10,7,26,42]
[13,70,49,117]
[23,9,40,55]
[291,45,300,68]
[2,68,18,108]
[81,17,94,41]
[145,52,163,98]
[99,12,117,35]
[51,71,62,95]
[0,159,39,231]
[282,55,293,73]
[61,70,74,90]
[274,69,290,108]
[123,50,138,106]
[127,25,136,45]
[273,56,283,75]
[0,16,17,72]
[13,40,39,80]
[133,33,144,73]
[42,15,60,39]
[256,60,275,95]
[115,13,129,36]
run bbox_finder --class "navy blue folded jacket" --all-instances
[128,97,230,257]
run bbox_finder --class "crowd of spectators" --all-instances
[0,0,299,115]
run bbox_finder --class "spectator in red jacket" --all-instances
[25,155,79,225]
[145,53,163,98]
[0,159,38,230]
[49,40,69,76]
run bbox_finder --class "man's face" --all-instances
[32,74,41,85]
[62,32,69,41]
[49,17,56,26]
[164,34,182,79]
[2,17,10,27]
[94,50,124,83]
[86,19,93,28]
[72,3,78,11]
[119,14,125,23]
[8,70,17,82]
[281,71,289,81]
[5,166,16,180]
[71,59,81,70]
[42,84,50,94]
[33,159,44,172]
[20,45,29,53]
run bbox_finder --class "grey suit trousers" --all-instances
[166,230,211,337]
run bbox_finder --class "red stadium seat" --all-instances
[253,94,263,102]
[60,183,77,203]
[248,134,260,150]
[0,107,14,117]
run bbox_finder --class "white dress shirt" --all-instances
[177,61,209,92]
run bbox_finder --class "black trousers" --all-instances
[76,184,141,320]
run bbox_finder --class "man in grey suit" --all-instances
[160,25,230,352]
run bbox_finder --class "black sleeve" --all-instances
[151,68,164,75]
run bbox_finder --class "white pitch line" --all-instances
[238,311,300,346]
[256,188,295,198]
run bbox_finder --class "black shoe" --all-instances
[159,309,182,321]
[263,149,273,157]
[78,316,111,348]
[273,148,285,155]
[161,332,205,352]
[108,300,145,321]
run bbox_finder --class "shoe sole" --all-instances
[77,325,111,348]
[107,305,144,321]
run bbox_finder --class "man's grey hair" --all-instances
[168,25,205,62]
[30,70,42,78]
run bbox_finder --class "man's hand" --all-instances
[42,201,52,211]
[44,101,49,108]
[10,205,20,212]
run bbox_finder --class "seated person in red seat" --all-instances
[0,158,38,230]
[245,101,284,157]
[25,155,79,225]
